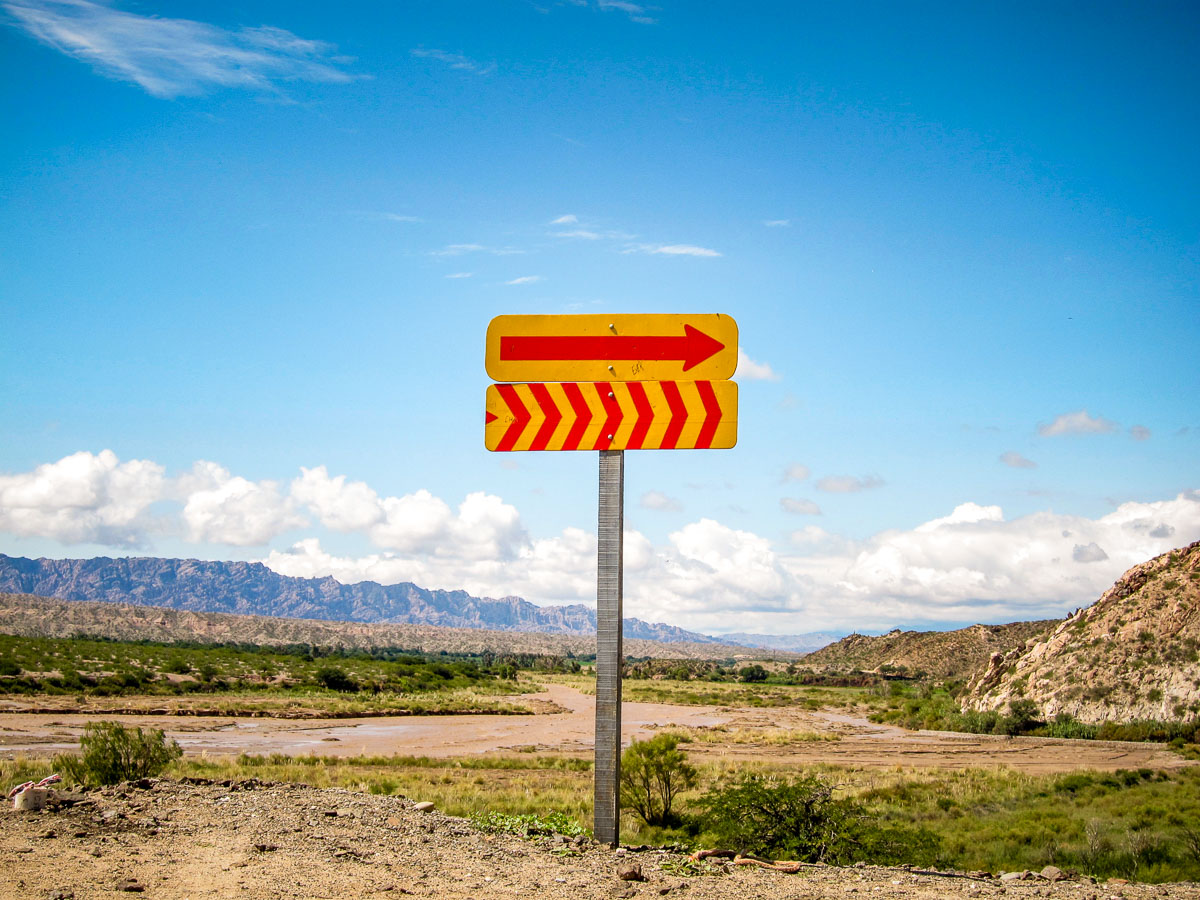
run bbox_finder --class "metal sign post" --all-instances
[483,312,739,849]
[593,449,624,847]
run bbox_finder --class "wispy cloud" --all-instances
[550,214,578,225]
[429,244,524,257]
[816,475,885,494]
[1038,409,1118,437]
[999,451,1037,469]
[781,497,821,515]
[3,0,358,98]
[764,219,791,227]
[1130,425,1151,441]
[734,349,780,382]
[378,213,421,223]
[640,490,681,512]
[410,47,495,75]
[574,0,655,25]
[444,272,473,279]
[781,464,810,483]
[505,275,543,285]
[625,243,721,258]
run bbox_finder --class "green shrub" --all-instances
[314,666,359,692]
[697,773,939,866]
[58,721,182,786]
[619,733,697,827]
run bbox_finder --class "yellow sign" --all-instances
[485,314,738,383]
[485,381,737,452]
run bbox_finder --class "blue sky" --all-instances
[1,0,1197,635]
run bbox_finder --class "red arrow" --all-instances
[500,324,725,372]
[660,381,687,450]
[561,382,592,450]
[527,383,562,451]
[695,380,722,449]
[592,382,624,450]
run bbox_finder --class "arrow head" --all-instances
[486,411,498,424]
[682,324,725,372]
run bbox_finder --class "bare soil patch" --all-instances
[4,778,1195,900]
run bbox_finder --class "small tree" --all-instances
[619,733,697,827]
[62,721,182,786]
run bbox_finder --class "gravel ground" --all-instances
[3,779,1198,900]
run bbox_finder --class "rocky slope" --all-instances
[802,620,1057,679]
[0,592,755,661]
[0,554,725,645]
[966,541,1200,723]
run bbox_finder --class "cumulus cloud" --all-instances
[999,451,1036,469]
[781,463,810,483]
[0,450,165,546]
[1038,409,1118,437]
[1072,542,1109,563]
[781,498,821,515]
[734,349,780,382]
[4,0,357,98]
[640,491,682,512]
[180,462,305,546]
[816,475,884,494]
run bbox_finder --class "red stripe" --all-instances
[495,384,530,452]
[561,382,591,450]
[660,381,686,449]
[626,382,652,449]
[695,381,721,449]
[592,382,623,450]
[527,383,562,451]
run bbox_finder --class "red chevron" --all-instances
[626,382,652,450]
[592,381,623,450]
[527,383,561,451]
[695,380,721,449]
[495,384,530,452]
[660,381,687,449]
[561,382,591,450]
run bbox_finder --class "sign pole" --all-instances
[594,448,624,847]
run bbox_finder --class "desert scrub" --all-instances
[55,720,182,786]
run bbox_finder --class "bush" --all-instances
[314,666,359,692]
[697,773,939,866]
[619,733,697,827]
[59,721,182,786]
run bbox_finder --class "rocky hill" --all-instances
[802,620,1057,679]
[0,554,725,646]
[0,592,756,660]
[965,541,1200,723]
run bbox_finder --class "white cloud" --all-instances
[445,272,473,279]
[378,213,420,223]
[999,451,1037,469]
[1130,425,1151,441]
[764,219,790,227]
[180,461,305,546]
[640,491,682,512]
[781,463,810,483]
[4,0,357,98]
[429,244,524,257]
[505,275,543,285]
[550,214,578,225]
[1072,542,1109,563]
[734,349,780,382]
[781,498,821,515]
[642,244,721,258]
[816,474,884,493]
[410,48,495,75]
[1038,409,1118,437]
[0,449,165,546]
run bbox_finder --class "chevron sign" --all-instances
[485,380,737,451]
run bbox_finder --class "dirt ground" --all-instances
[4,777,1196,900]
[0,685,1188,773]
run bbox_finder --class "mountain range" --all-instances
[0,554,837,652]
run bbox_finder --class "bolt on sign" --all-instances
[483,313,739,848]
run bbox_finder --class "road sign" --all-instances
[485,314,738,383]
[485,380,738,451]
